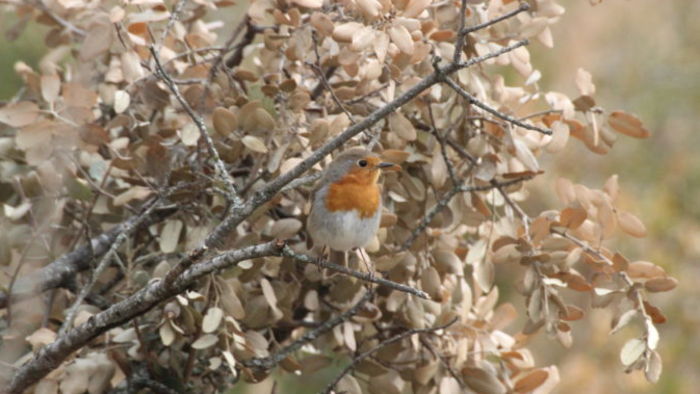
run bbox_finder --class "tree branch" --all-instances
[150,45,244,208]
[320,318,458,394]
[242,290,373,371]
[57,196,162,336]
[5,241,285,394]
[281,246,429,300]
[0,203,176,310]
[400,176,533,251]
[461,2,530,35]
[442,76,552,135]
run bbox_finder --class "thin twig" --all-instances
[427,102,458,186]
[442,76,552,135]
[156,0,187,54]
[225,18,258,69]
[150,45,244,208]
[308,32,356,124]
[420,336,465,389]
[400,176,533,251]
[31,0,86,36]
[320,318,458,394]
[453,0,469,63]
[242,290,373,370]
[57,197,162,336]
[461,2,531,35]
[280,172,322,193]
[282,246,429,300]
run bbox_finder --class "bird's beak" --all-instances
[376,162,401,172]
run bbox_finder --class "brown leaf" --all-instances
[612,252,629,272]
[332,22,363,43]
[559,207,587,229]
[381,149,410,164]
[627,261,665,279]
[388,24,414,55]
[388,112,416,141]
[514,369,549,393]
[310,12,334,36]
[212,107,238,136]
[270,218,302,239]
[644,277,678,292]
[79,20,113,61]
[617,210,647,238]
[462,366,507,394]
[41,74,60,103]
[608,111,650,138]
[471,192,491,217]
[643,301,667,324]
[356,0,381,20]
[291,0,323,8]
[560,305,584,321]
[420,266,442,300]
[0,101,40,127]
[403,0,431,18]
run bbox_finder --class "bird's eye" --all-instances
[357,159,368,167]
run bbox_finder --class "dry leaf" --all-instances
[41,74,60,103]
[617,211,647,237]
[0,101,40,127]
[644,277,678,292]
[608,111,650,139]
[192,334,219,349]
[241,135,268,153]
[620,338,645,366]
[388,24,414,55]
[212,107,238,136]
[514,369,549,393]
[559,207,587,229]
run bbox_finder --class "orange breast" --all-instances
[325,170,381,218]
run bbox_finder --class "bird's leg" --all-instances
[357,248,375,280]
[316,245,328,264]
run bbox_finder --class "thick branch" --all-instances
[0,204,176,309]
[5,242,284,394]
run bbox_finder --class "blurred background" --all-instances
[529,1,700,393]
[1,1,697,393]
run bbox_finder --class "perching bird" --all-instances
[307,147,399,264]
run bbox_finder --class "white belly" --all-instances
[308,209,381,251]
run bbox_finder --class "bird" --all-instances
[307,147,399,265]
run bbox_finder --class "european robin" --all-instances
[307,147,399,258]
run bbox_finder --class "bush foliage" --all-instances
[0,0,675,393]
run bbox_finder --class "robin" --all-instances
[307,147,399,264]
